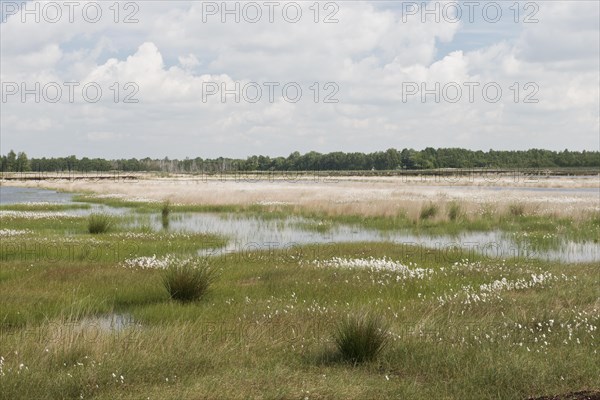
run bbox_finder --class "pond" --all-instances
[0,185,131,215]
[2,186,598,263]
[0,186,73,204]
[75,313,138,333]
[153,212,598,263]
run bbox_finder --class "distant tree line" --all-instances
[1,148,599,173]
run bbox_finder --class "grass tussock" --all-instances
[161,200,171,229]
[333,312,390,364]
[419,203,439,221]
[163,259,216,302]
[87,213,112,234]
[447,201,463,221]
[508,203,527,217]
[161,200,171,219]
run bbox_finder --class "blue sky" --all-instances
[1,1,598,158]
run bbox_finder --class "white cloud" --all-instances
[86,131,122,142]
[0,1,598,157]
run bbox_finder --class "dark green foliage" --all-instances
[3,148,599,173]
[161,201,171,219]
[448,202,462,221]
[163,260,215,302]
[333,313,389,364]
[87,213,112,234]
[161,201,171,229]
[420,203,439,220]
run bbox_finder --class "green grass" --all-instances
[72,194,257,214]
[419,203,439,220]
[163,259,215,302]
[161,201,171,219]
[294,220,334,233]
[87,213,112,234]
[1,194,598,399]
[0,203,91,211]
[161,201,171,229]
[509,203,527,217]
[1,230,598,399]
[333,312,390,364]
[447,201,462,221]
[69,193,600,242]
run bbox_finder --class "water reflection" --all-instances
[0,186,73,204]
[2,186,598,263]
[76,313,138,332]
[142,212,599,263]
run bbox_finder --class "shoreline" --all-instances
[2,176,598,218]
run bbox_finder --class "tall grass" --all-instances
[161,200,171,229]
[163,259,215,302]
[87,213,112,234]
[333,312,389,364]
[161,200,171,219]
[508,203,526,217]
[1,224,599,399]
[419,203,439,220]
[447,202,462,221]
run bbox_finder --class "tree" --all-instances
[384,148,401,169]
[15,152,30,172]
[401,149,418,169]
[6,150,16,171]
[65,155,78,172]
[2,148,599,173]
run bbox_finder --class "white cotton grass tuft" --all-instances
[0,210,76,219]
[309,256,434,279]
[121,254,183,270]
[0,229,33,237]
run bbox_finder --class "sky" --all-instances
[0,0,599,158]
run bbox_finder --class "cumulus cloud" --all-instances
[0,0,598,157]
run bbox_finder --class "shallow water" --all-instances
[76,313,138,332]
[0,186,132,215]
[3,186,598,263]
[0,186,73,204]
[153,212,599,263]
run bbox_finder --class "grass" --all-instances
[161,200,171,219]
[0,237,598,399]
[295,220,334,233]
[161,200,171,228]
[0,203,90,211]
[0,191,598,399]
[509,203,527,217]
[419,203,439,220]
[0,234,598,398]
[447,201,462,221]
[163,259,215,302]
[72,194,252,214]
[69,193,600,242]
[333,312,389,364]
[87,213,112,234]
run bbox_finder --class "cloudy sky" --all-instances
[1,0,598,158]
